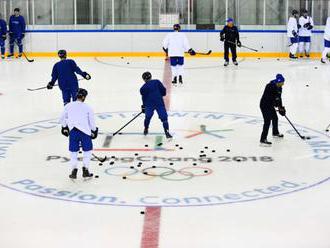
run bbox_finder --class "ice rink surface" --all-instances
[0,56,330,248]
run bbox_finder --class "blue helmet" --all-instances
[271,74,285,84]
[226,18,234,23]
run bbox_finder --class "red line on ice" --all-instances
[141,207,162,248]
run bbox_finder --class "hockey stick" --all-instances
[113,111,143,136]
[14,41,34,62]
[27,78,85,91]
[225,40,258,52]
[92,153,107,163]
[284,115,310,140]
[186,50,212,56]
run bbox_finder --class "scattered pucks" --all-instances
[137,164,142,168]
[110,161,115,165]
[204,170,208,173]
[179,147,183,150]
[157,143,163,146]
[138,162,143,165]
[175,144,179,147]
[152,166,156,168]
[99,163,103,166]
[140,211,145,215]
[226,149,230,152]
[122,176,127,179]
[212,150,216,153]
[95,175,99,178]
[111,156,116,159]
[130,166,134,169]
[204,146,208,149]
[145,144,149,147]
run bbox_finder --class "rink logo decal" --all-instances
[0,111,330,207]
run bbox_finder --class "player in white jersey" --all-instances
[162,24,196,85]
[321,17,330,64]
[287,10,299,59]
[60,88,98,179]
[298,9,314,58]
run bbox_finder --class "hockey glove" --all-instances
[47,82,54,90]
[220,36,225,42]
[2,34,6,41]
[237,41,242,47]
[141,105,146,114]
[278,106,286,116]
[91,127,99,139]
[82,72,91,80]
[307,25,313,30]
[188,48,196,56]
[61,126,70,137]
[292,31,298,38]
[297,24,301,29]
[21,33,25,39]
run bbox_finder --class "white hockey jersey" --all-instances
[325,17,330,41]
[287,17,298,38]
[163,31,191,57]
[60,101,96,136]
[298,16,314,37]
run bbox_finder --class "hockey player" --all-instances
[140,72,172,139]
[298,9,314,58]
[321,17,330,64]
[220,18,241,66]
[162,24,196,85]
[47,50,91,105]
[287,10,299,59]
[260,74,286,146]
[0,16,7,59]
[60,88,98,179]
[8,8,26,58]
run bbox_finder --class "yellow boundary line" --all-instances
[24,52,322,58]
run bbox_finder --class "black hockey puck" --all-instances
[143,172,148,175]
[145,144,149,147]
[127,62,130,64]
[79,151,82,154]
[152,166,156,168]
[207,159,211,163]
[226,149,230,152]
[157,143,163,146]
[277,58,280,61]
[138,162,143,165]
[121,57,124,59]
[140,211,145,215]
[306,136,311,140]
[135,153,139,156]
[200,151,204,153]
[326,129,329,132]
[130,166,134,169]
[179,147,183,150]
[169,162,174,165]
[95,175,99,178]
[204,146,208,149]
[236,159,241,162]
[193,163,197,166]
[314,67,318,69]
[306,84,309,87]
[99,163,103,166]
[204,170,208,173]
[111,156,116,159]
[122,176,127,179]
[175,144,179,147]
[110,161,115,165]
[212,150,216,153]
[118,132,123,135]
[137,164,142,168]
[258,58,261,60]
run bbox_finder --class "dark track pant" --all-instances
[224,42,237,62]
[260,106,279,141]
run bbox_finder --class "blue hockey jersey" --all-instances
[9,15,25,36]
[0,19,7,36]
[51,59,84,90]
[140,79,166,107]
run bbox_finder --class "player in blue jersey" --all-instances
[140,71,172,139]
[47,50,91,105]
[0,16,7,59]
[8,8,26,58]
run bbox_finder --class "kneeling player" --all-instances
[140,72,172,139]
[60,88,98,179]
[47,50,91,105]
[260,74,286,146]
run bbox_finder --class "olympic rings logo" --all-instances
[104,166,213,181]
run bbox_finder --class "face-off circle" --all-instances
[0,111,329,207]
